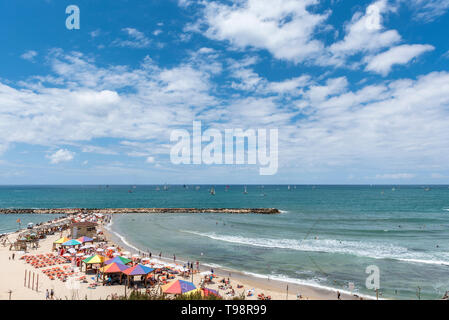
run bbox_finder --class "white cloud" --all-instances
[146,156,155,164]
[20,50,38,62]
[375,173,415,179]
[197,0,328,63]
[404,0,449,22]
[47,149,75,164]
[90,29,101,38]
[327,0,401,65]
[113,28,151,48]
[365,44,434,75]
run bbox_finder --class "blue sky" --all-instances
[1,0,449,184]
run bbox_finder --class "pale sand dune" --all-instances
[0,218,363,300]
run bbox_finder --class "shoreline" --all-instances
[0,208,280,215]
[104,217,373,300]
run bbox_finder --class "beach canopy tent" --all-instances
[121,264,154,287]
[82,254,106,272]
[83,254,106,264]
[122,264,154,276]
[53,237,70,244]
[62,239,82,246]
[105,256,132,265]
[101,262,129,274]
[77,236,93,243]
[162,280,196,295]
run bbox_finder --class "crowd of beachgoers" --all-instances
[2,214,276,300]
[0,213,363,300]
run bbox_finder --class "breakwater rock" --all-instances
[0,208,280,215]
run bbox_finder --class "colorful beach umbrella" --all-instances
[162,280,196,294]
[122,264,154,276]
[54,237,70,244]
[105,256,132,265]
[83,254,106,264]
[101,262,130,273]
[62,239,82,246]
[77,236,93,243]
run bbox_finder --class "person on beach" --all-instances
[50,289,54,300]
[159,252,162,259]
[173,254,176,262]
[337,291,341,300]
[46,289,49,300]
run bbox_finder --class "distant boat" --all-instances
[243,186,248,194]
[425,187,431,192]
[392,187,396,192]
[195,186,200,191]
[156,186,160,191]
[288,185,291,191]
[163,184,169,191]
[210,187,216,195]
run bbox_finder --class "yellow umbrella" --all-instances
[53,237,70,244]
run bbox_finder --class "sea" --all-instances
[0,185,448,300]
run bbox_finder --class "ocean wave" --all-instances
[104,219,142,253]
[182,230,449,266]
[241,271,378,300]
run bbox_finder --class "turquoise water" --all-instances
[0,185,448,299]
[0,214,64,234]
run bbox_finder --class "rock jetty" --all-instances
[0,208,280,215]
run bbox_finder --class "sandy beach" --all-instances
[0,216,365,300]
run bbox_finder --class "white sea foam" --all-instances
[182,230,449,266]
[241,271,379,300]
[104,218,141,253]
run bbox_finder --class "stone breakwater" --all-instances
[0,208,280,215]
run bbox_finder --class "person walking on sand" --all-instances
[173,254,176,262]
[337,291,341,300]
[50,289,54,300]
[46,289,49,300]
